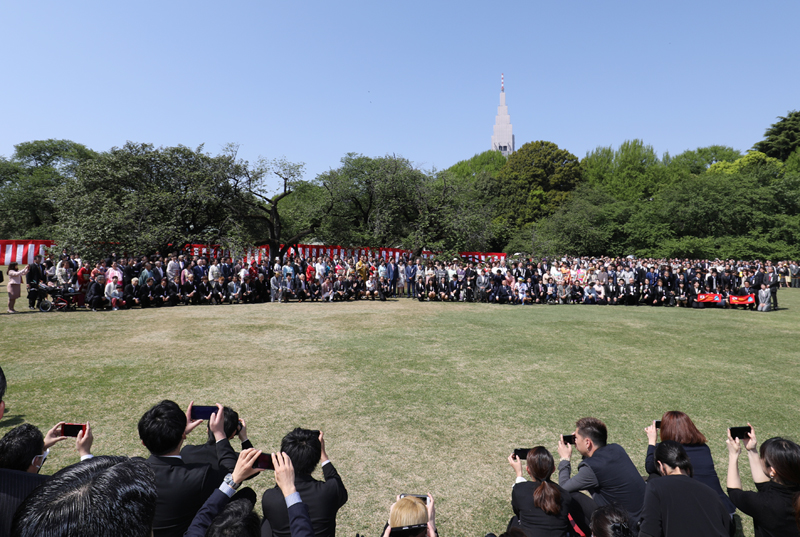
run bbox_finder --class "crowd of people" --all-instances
[6,250,799,313]
[1,366,798,537]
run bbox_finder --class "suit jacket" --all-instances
[0,469,49,537]
[124,283,141,303]
[261,462,348,537]
[180,438,248,474]
[145,454,230,537]
[25,263,46,286]
[85,280,104,302]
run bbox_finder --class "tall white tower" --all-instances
[491,73,515,156]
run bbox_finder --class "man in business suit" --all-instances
[767,266,780,310]
[26,255,47,310]
[86,274,110,311]
[139,400,235,537]
[182,406,253,473]
[124,277,143,308]
[261,429,348,537]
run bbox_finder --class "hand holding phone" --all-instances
[61,423,86,437]
[729,426,751,440]
[513,448,530,461]
[190,405,217,421]
[253,453,275,470]
[562,434,576,445]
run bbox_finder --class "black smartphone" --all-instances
[513,448,530,460]
[390,524,428,537]
[562,434,576,445]
[62,423,86,437]
[655,420,662,429]
[190,406,217,420]
[399,494,429,506]
[729,426,751,440]
[253,453,275,470]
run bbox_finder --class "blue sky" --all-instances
[2,1,798,190]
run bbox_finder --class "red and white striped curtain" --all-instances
[0,240,56,265]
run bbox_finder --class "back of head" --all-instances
[655,440,694,477]
[760,437,800,529]
[206,498,260,537]
[138,400,186,456]
[660,411,706,445]
[207,406,240,443]
[0,424,44,472]
[590,504,633,537]
[389,496,427,527]
[11,456,157,537]
[526,447,561,515]
[280,428,321,476]
[576,417,608,447]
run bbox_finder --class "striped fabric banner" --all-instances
[0,240,56,265]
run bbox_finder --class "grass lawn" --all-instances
[2,283,799,537]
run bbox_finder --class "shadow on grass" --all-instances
[0,413,27,427]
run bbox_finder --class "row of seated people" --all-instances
[1,364,797,537]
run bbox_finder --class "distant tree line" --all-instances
[1,110,799,261]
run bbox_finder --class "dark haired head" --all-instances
[590,504,633,537]
[138,400,186,456]
[760,437,800,529]
[655,440,694,477]
[206,497,260,537]
[526,447,561,515]
[207,407,240,444]
[0,423,44,472]
[11,456,156,537]
[660,411,707,445]
[576,417,608,448]
[280,428,321,476]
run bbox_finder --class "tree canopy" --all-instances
[753,110,800,161]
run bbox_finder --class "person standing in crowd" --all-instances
[25,255,46,310]
[5,262,30,314]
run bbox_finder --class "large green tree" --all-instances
[0,139,96,239]
[581,139,666,201]
[753,110,800,161]
[492,141,582,228]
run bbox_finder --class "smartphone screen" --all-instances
[513,449,530,461]
[253,453,275,470]
[655,420,662,429]
[562,434,576,445]
[62,423,85,437]
[729,426,751,440]
[190,406,217,420]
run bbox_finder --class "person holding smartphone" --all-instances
[379,494,436,537]
[726,425,800,537]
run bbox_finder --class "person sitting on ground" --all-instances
[379,494,436,537]
[726,425,800,537]
[589,505,633,537]
[558,417,645,529]
[156,277,179,307]
[85,274,109,311]
[638,441,730,537]
[10,455,157,537]
[644,411,735,517]
[757,283,771,312]
[139,401,235,537]
[507,446,590,537]
[261,429,348,537]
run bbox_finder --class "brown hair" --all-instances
[526,447,561,516]
[659,411,707,445]
[576,417,607,447]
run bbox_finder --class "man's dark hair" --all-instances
[0,365,6,401]
[206,497,260,537]
[576,417,608,448]
[138,400,186,456]
[280,428,321,476]
[655,440,693,477]
[11,456,157,537]
[0,424,44,472]
[207,406,240,443]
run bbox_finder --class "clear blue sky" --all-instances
[2,1,798,190]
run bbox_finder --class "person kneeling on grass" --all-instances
[86,274,110,311]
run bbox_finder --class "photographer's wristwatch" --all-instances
[223,473,241,490]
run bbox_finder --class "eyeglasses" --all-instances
[32,449,50,470]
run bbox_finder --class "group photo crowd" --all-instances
[1,366,799,537]
[5,250,799,314]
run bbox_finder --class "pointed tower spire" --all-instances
[491,74,514,156]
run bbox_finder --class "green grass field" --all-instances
[2,285,799,537]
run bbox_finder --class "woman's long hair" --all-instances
[526,447,561,516]
[761,437,800,529]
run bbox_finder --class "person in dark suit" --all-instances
[767,267,780,310]
[183,274,200,305]
[25,255,47,310]
[124,277,143,308]
[182,407,253,473]
[140,277,156,308]
[86,275,110,311]
[261,429,347,537]
[155,278,179,307]
[139,401,235,537]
